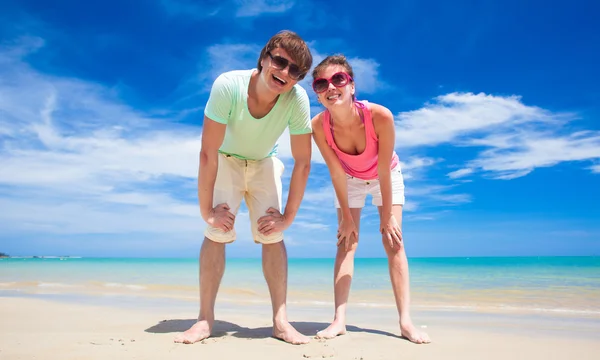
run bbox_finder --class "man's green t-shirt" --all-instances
[204,69,312,160]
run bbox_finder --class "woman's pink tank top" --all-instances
[322,100,399,180]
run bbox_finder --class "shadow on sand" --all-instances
[144,319,402,341]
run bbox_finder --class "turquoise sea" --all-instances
[1,256,599,317]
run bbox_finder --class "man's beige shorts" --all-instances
[204,153,285,244]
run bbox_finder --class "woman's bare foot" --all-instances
[272,321,310,345]
[400,321,431,344]
[174,320,212,344]
[316,320,347,339]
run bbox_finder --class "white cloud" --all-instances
[169,42,260,107]
[0,37,207,235]
[400,156,437,170]
[591,164,600,173]
[347,57,387,95]
[200,43,261,90]
[406,184,472,209]
[402,201,419,212]
[404,211,450,221]
[299,183,335,209]
[396,92,600,179]
[160,0,220,19]
[447,168,474,179]
[0,194,201,235]
[292,221,329,231]
[161,0,294,19]
[469,132,600,179]
[235,0,295,17]
[273,128,325,165]
[0,35,45,60]
[395,92,559,148]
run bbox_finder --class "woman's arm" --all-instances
[371,103,402,246]
[372,104,396,219]
[312,113,359,249]
[311,114,352,221]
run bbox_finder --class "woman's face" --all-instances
[313,65,355,108]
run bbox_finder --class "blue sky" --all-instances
[1,0,599,258]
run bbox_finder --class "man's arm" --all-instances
[198,116,227,222]
[282,132,312,225]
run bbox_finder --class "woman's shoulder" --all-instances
[362,101,392,118]
[310,111,326,133]
[362,101,394,129]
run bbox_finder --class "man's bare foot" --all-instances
[174,320,212,344]
[315,320,347,339]
[400,321,431,344]
[272,321,310,345]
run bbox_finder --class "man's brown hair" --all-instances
[257,30,313,80]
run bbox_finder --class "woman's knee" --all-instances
[338,239,359,254]
[381,236,404,255]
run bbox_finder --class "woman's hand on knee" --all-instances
[337,218,359,252]
[380,215,402,249]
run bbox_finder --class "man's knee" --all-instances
[204,236,229,246]
[204,227,236,244]
[254,232,284,245]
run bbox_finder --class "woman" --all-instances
[310,55,430,344]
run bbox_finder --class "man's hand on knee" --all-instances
[207,203,236,232]
[257,207,289,236]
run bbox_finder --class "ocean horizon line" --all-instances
[2,255,599,260]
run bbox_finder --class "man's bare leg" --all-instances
[379,205,431,344]
[317,208,362,339]
[262,241,310,345]
[174,237,226,344]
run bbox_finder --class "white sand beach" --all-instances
[1,296,599,360]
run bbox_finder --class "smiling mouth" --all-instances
[272,74,287,86]
[327,94,340,100]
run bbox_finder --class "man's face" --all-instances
[259,47,303,94]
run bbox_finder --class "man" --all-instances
[174,30,313,345]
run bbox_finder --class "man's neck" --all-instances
[249,70,279,106]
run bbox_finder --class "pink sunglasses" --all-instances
[312,72,353,93]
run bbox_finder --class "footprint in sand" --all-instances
[303,355,335,359]
[200,337,223,345]
[302,343,335,358]
[91,338,136,346]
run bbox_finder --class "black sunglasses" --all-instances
[266,51,305,80]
